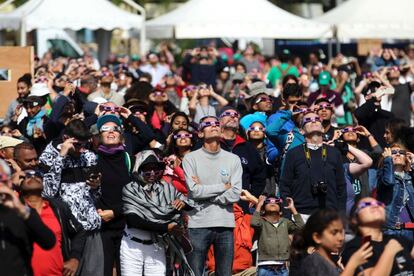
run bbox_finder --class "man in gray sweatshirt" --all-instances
[182,115,242,276]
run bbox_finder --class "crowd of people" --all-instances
[1,42,414,276]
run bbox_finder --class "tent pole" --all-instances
[20,17,26,46]
[328,38,333,60]
[122,0,146,54]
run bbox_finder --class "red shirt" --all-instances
[31,200,64,276]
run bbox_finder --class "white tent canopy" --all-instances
[317,0,414,40]
[146,0,332,39]
[0,0,143,31]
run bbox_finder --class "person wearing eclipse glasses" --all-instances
[20,169,86,276]
[280,112,346,222]
[39,119,105,275]
[377,144,414,242]
[218,106,266,211]
[94,114,132,276]
[341,197,414,275]
[182,115,242,276]
[251,195,304,276]
[121,149,193,275]
[164,128,196,195]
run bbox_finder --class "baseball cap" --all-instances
[30,83,50,97]
[0,136,23,149]
[318,71,331,86]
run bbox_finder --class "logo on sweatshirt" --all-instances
[220,169,229,176]
[240,157,248,165]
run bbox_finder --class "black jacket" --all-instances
[0,206,56,276]
[95,150,131,230]
[124,114,155,156]
[46,197,86,261]
[182,54,225,86]
[220,136,266,198]
[354,98,394,148]
[280,144,346,215]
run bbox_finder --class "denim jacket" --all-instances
[377,157,414,229]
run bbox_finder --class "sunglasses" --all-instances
[197,85,208,90]
[183,85,197,92]
[24,102,40,108]
[100,125,122,133]
[141,169,164,177]
[341,127,356,133]
[264,198,283,204]
[316,104,333,111]
[133,111,147,116]
[99,106,121,112]
[220,111,239,118]
[391,149,406,155]
[35,76,48,83]
[248,126,266,132]
[355,200,385,214]
[73,141,89,148]
[302,116,321,127]
[24,170,43,179]
[153,91,164,96]
[294,108,312,114]
[198,121,221,131]
[173,133,193,139]
[255,97,272,104]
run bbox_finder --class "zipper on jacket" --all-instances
[0,221,5,250]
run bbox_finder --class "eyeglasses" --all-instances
[264,198,283,204]
[391,149,406,155]
[173,133,193,139]
[99,106,121,113]
[248,126,266,132]
[255,97,272,104]
[341,127,356,133]
[355,200,385,214]
[100,125,122,133]
[141,169,164,177]
[316,104,333,111]
[301,116,321,127]
[24,170,43,179]
[220,111,240,118]
[198,121,221,131]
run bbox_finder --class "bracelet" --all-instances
[367,134,372,138]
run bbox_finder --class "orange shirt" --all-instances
[31,200,64,276]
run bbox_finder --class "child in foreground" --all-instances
[251,196,304,276]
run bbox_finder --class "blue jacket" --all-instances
[377,157,414,229]
[266,110,304,163]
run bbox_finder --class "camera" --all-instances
[311,181,328,196]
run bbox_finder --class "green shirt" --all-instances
[267,63,300,87]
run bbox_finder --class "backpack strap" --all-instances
[277,64,292,79]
